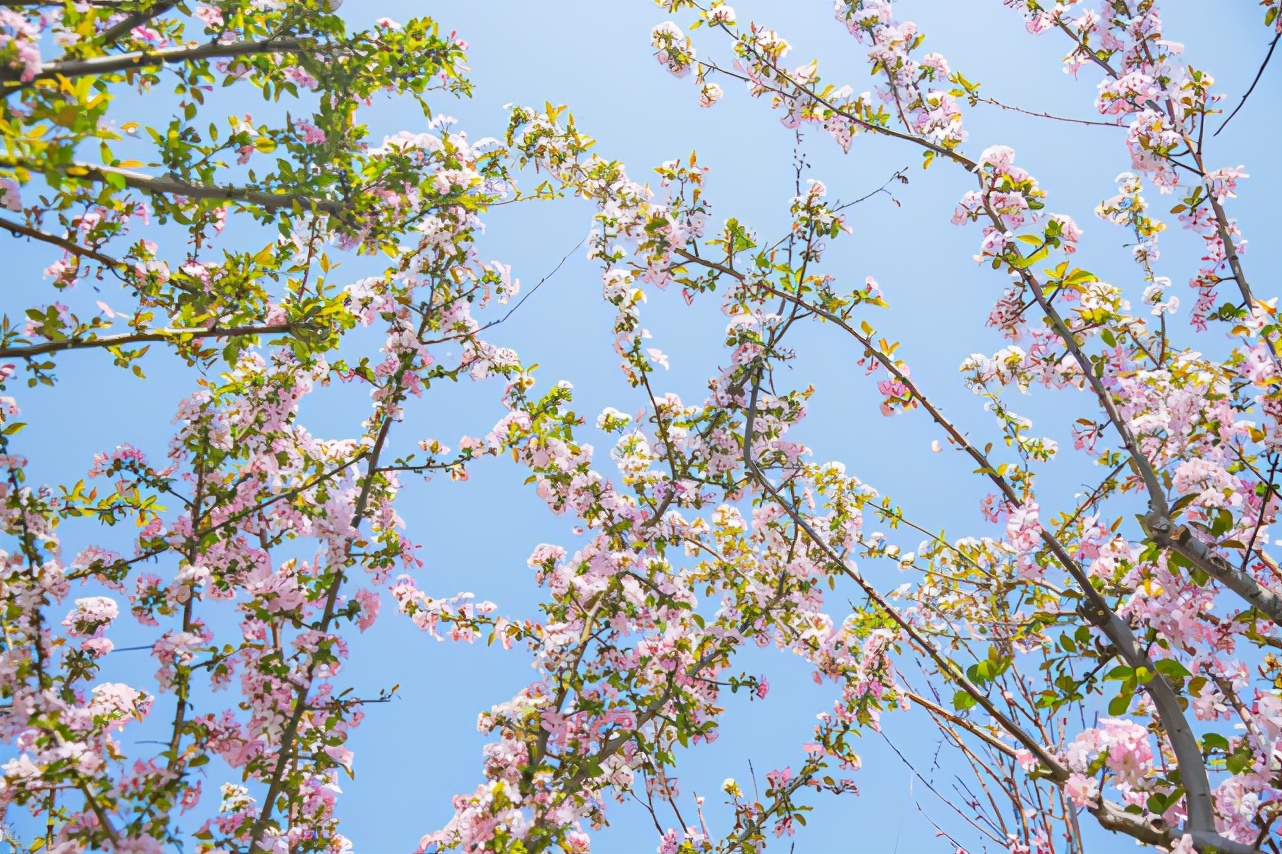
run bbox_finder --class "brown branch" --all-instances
[976,96,1126,129]
[0,214,125,269]
[1214,31,1280,137]
[0,322,301,360]
[903,689,1019,759]
[245,311,435,852]
[1207,194,1259,309]
[1,38,305,86]
[737,374,1069,782]
[695,56,978,172]
[676,221,1251,851]
[246,414,398,852]
[64,454,370,584]
[1001,231,1253,854]
[96,0,181,48]
[76,782,119,846]
[875,724,1007,846]
[672,246,1025,509]
[989,213,1170,519]
[1049,12,1265,333]
[1,156,345,215]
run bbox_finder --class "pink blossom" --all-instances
[652,22,696,78]
[1064,772,1099,807]
[1048,214,1082,253]
[295,118,327,144]
[130,25,164,46]
[977,145,1017,170]
[708,5,736,26]
[89,682,152,730]
[0,176,20,211]
[193,4,223,28]
[63,595,119,637]
[355,588,380,632]
[1204,165,1248,203]
[283,65,319,90]
[80,637,115,657]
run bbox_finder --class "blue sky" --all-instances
[5,1,1280,852]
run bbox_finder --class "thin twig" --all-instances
[976,96,1125,129]
[479,237,583,332]
[1214,32,1280,137]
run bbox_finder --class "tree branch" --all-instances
[1,156,345,215]
[245,312,436,852]
[0,0,130,6]
[678,225,1253,853]
[976,95,1126,129]
[1143,511,1282,625]
[96,0,181,48]
[738,373,1070,784]
[0,214,125,268]
[1,38,305,86]
[998,199,1254,854]
[1214,31,1280,137]
[0,322,301,360]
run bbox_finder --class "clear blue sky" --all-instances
[5,1,1279,852]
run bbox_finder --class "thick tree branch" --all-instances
[998,226,1170,519]
[0,214,125,268]
[1001,208,1252,854]
[1,156,345,215]
[246,409,398,853]
[0,322,301,360]
[1143,511,1282,625]
[1207,194,1259,309]
[0,38,305,86]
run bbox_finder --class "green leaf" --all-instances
[1064,268,1096,286]
[1103,665,1133,681]
[1154,659,1192,679]
[1201,732,1230,753]
[1226,745,1253,775]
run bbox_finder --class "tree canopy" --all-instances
[1,1,1281,852]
